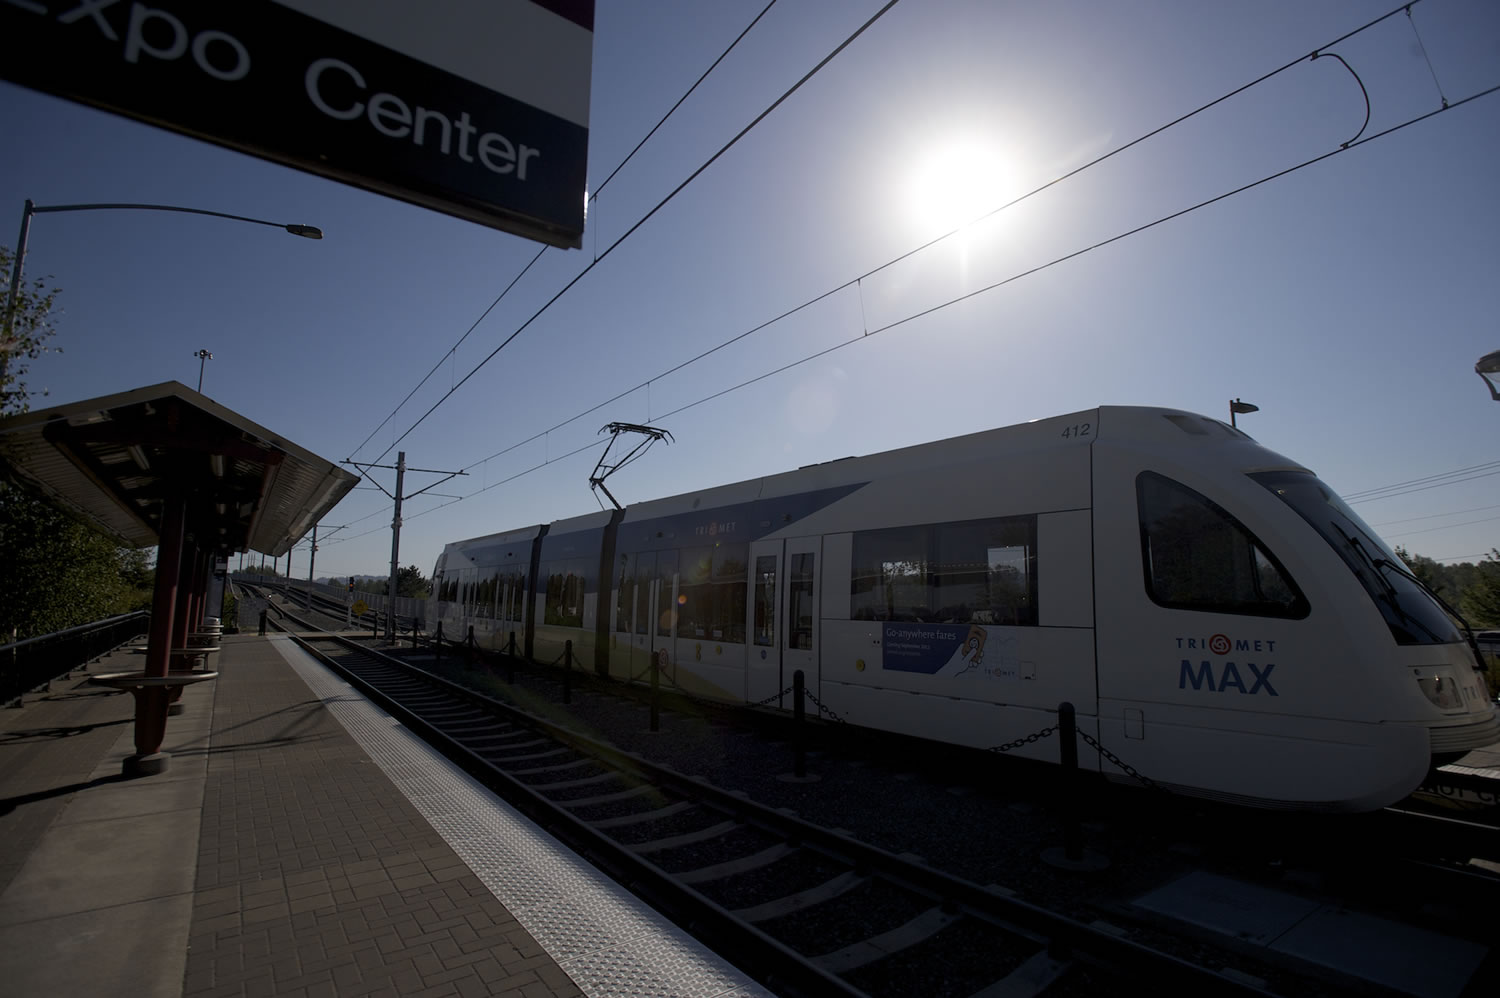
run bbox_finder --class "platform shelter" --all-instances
[0,380,357,774]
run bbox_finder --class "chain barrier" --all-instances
[801,687,847,724]
[1078,730,1165,791]
[749,685,795,708]
[987,725,1057,754]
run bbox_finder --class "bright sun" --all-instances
[904,136,1011,234]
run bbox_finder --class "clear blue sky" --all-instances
[2,0,1497,580]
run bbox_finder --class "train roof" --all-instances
[442,406,1307,551]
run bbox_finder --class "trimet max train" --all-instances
[429,407,1498,811]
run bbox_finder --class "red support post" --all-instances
[130,494,186,775]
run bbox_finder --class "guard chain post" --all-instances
[1078,730,1164,791]
[793,670,807,777]
[650,651,660,733]
[987,726,1057,754]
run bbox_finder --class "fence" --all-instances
[1,611,150,706]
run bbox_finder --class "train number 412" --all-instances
[1060,423,1091,439]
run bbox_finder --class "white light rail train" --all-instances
[429,407,1498,811]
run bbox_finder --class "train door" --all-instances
[785,537,821,699]
[627,552,660,681]
[747,541,783,704]
[746,537,821,706]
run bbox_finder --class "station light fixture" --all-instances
[1229,398,1259,428]
[1476,350,1500,401]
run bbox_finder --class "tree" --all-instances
[388,565,429,599]
[1459,550,1500,628]
[1393,545,1445,595]
[1,249,151,639]
[1,245,63,413]
[0,478,152,640]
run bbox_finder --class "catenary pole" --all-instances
[387,452,406,641]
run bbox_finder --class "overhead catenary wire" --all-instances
[329,2,1495,546]
[350,77,1500,530]
[1343,459,1500,502]
[346,2,782,464]
[635,84,1500,430]
[1383,514,1500,540]
[358,0,894,466]
[393,0,1434,477]
[1371,503,1500,528]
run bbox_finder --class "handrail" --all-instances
[0,610,150,654]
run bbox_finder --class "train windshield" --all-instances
[1252,470,1461,647]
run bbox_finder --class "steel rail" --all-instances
[287,627,1276,996]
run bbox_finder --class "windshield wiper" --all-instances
[1332,524,1448,644]
[1373,554,1488,674]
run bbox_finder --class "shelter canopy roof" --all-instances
[0,381,358,556]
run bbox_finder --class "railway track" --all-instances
[238,588,1498,996]
[264,612,1279,998]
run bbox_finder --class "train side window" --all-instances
[678,547,713,638]
[635,552,657,637]
[657,550,678,638]
[477,572,498,618]
[711,543,748,643]
[614,553,636,634]
[852,517,1036,625]
[754,555,777,646]
[851,526,930,621]
[788,553,815,650]
[543,558,588,627]
[1137,472,1308,618]
[934,518,1037,625]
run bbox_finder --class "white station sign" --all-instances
[1,0,595,248]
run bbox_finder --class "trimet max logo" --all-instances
[1176,633,1278,696]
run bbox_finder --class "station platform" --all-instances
[0,633,768,998]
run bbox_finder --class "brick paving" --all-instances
[184,635,584,998]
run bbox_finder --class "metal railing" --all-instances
[1,611,150,706]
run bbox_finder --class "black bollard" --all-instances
[1058,701,1083,861]
[793,669,807,779]
[650,651,660,732]
[563,640,572,704]
[411,623,419,649]
[258,608,267,636]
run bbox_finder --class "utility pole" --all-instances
[388,452,407,639]
[343,453,465,640]
[194,349,213,392]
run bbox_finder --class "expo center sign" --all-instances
[1,1,594,249]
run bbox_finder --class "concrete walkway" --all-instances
[0,634,584,997]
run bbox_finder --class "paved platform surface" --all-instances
[0,633,763,998]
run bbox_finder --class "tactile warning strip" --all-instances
[272,636,769,998]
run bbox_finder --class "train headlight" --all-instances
[1412,666,1464,710]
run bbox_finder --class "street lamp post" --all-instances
[1477,351,1500,401]
[1,199,322,391]
[194,349,213,392]
[1229,398,1259,428]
